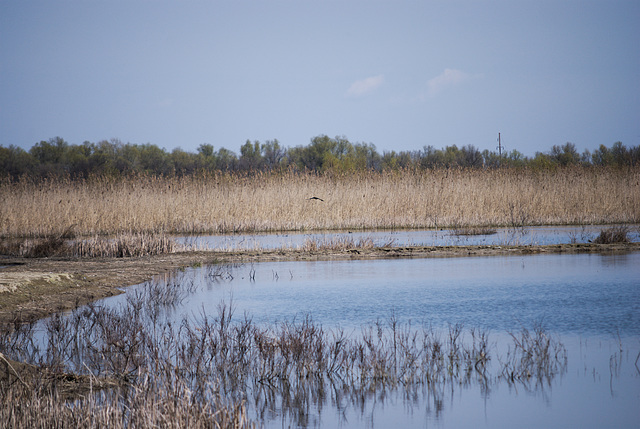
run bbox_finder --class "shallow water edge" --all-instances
[1,241,639,324]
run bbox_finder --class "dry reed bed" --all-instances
[1,167,639,238]
[0,232,177,258]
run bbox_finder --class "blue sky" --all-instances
[1,0,638,156]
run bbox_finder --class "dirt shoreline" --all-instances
[1,242,639,324]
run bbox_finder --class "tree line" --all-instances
[1,135,638,179]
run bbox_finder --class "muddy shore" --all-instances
[1,242,639,324]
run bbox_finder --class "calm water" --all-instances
[176,224,640,250]
[102,251,640,428]
[118,253,640,337]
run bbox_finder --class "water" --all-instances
[175,224,640,250]
[100,250,640,428]
[116,253,640,337]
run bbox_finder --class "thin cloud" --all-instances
[426,68,472,96]
[347,75,384,97]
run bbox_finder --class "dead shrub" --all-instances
[593,226,631,244]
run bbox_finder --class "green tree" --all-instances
[442,145,462,167]
[591,144,612,166]
[550,142,580,166]
[505,149,527,167]
[419,145,443,168]
[530,152,556,170]
[611,141,630,166]
[305,135,337,170]
[87,140,117,175]
[62,143,92,176]
[461,144,482,167]
[239,140,262,170]
[197,144,217,171]
[629,145,640,166]
[0,145,35,177]
[215,147,237,171]
[261,139,286,170]
[138,143,172,175]
[353,142,380,170]
[171,147,200,175]
[29,137,68,164]
[481,149,501,168]
[197,143,215,158]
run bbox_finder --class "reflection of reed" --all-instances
[501,324,568,388]
[0,280,568,428]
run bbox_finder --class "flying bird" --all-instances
[308,196,324,202]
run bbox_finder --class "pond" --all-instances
[175,224,640,250]
[98,250,640,429]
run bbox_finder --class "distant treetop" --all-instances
[1,136,638,179]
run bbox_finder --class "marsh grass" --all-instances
[73,233,177,257]
[2,167,638,239]
[0,275,568,428]
[300,236,384,251]
[0,232,178,258]
[593,225,631,244]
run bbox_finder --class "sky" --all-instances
[1,0,639,157]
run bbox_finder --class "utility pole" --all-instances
[495,132,505,167]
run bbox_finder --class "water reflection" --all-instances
[84,251,640,428]
[18,295,578,429]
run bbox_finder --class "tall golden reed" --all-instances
[1,167,638,238]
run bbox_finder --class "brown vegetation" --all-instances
[2,167,639,240]
[0,163,636,427]
[593,225,631,244]
[0,231,178,258]
[0,287,566,428]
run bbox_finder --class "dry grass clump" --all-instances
[300,236,381,251]
[73,233,176,257]
[1,167,638,238]
[592,226,631,244]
